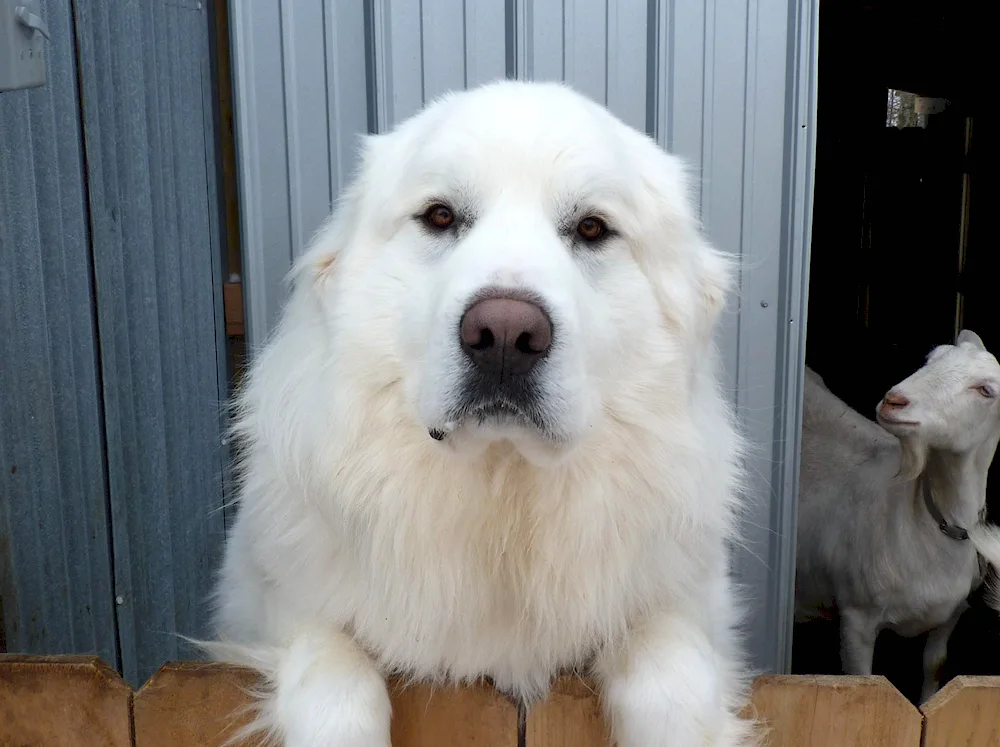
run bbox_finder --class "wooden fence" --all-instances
[2,655,1000,745]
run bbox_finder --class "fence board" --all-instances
[921,675,1000,747]
[10,657,1000,746]
[526,675,609,746]
[389,679,519,746]
[0,654,132,747]
[749,674,923,747]
[133,662,264,747]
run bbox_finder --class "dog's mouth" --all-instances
[428,397,552,441]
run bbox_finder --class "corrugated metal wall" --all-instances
[0,0,228,686]
[230,0,817,673]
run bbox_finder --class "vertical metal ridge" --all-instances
[369,0,392,132]
[418,0,426,102]
[277,0,296,260]
[505,0,517,78]
[363,0,379,133]
[603,0,610,105]
[644,0,658,137]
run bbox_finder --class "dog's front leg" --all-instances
[267,627,391,747]
[594,613,756,747]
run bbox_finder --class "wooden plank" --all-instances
[214,0,243,281]
[389,678,519,747]
[224,282,245,337]
[0,654,132,747]
[921,675,1000,747]
[133,661,264,747]
[749,674,923,747]
[525,675,609,746]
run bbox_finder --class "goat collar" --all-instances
[921,481,971,541]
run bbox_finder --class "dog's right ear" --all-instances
[288,134,383,291]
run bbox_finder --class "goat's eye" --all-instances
[975,384,995,399]
[423,204,455,230]
[577,216,608,242]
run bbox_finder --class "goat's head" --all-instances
[877,330,1000,458]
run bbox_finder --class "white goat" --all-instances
[796,329,1000,702]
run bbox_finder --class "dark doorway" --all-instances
[793,0,998,704]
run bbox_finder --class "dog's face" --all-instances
[877,330,1000,453]
[303,82,731,462]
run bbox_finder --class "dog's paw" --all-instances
[270,632,392,747]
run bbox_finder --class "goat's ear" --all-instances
[957,329,986,350]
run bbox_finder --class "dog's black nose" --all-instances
[460,297,552,377]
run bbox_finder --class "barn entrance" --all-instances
[793,0,997,702]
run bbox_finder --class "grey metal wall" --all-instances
[1,0,229,686]
[230,0,817,673]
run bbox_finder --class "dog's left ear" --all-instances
[288,133,383,291]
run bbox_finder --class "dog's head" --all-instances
[293,81,733,463]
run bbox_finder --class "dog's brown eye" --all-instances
[424,204,455,230]
[976,384,995,399]
[577,216,607,242]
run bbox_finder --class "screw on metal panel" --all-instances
[760,301,769,308]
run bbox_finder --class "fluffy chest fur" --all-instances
[222,370,736,698]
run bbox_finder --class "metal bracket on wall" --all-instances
[0,1,49,92]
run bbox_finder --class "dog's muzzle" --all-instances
[429,291,555,440]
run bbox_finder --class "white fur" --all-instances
[212,80,757,746]
[796,330,1000,702]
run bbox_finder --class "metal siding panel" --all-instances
[375,0,424,128]
[282,0,334,258]
[605,0,648,134]
[769,0,818,676]
[730,0,789,674]
[233,0,370,346]
[563,0,607,105]
[518,0,564,80]
[464,0,507,87]
[325,1,370,193]
[421,0,467,99]
[230,0,293,345]
[0,0,118,666]
[650,0,817,673]
[71,0,226,686]
[664,1,707,174]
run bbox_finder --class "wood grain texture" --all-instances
[224,283,245,337]
[133,661,264,747]
[0,654,132,747]
[389,678,519,746]
[525,675,610,746]
[749,675,922,747]
[921,675,1000,747]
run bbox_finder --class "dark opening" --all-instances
[793,0,998,703]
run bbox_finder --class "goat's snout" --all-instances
[882,390,910,410]
[460,296,553,377]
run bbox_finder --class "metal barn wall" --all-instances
[230,0,818,674]
[1,0,229,686]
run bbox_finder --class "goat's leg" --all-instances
[920,602,967,704]
[839,608,878,675]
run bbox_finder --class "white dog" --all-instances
[212,80,757,747]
